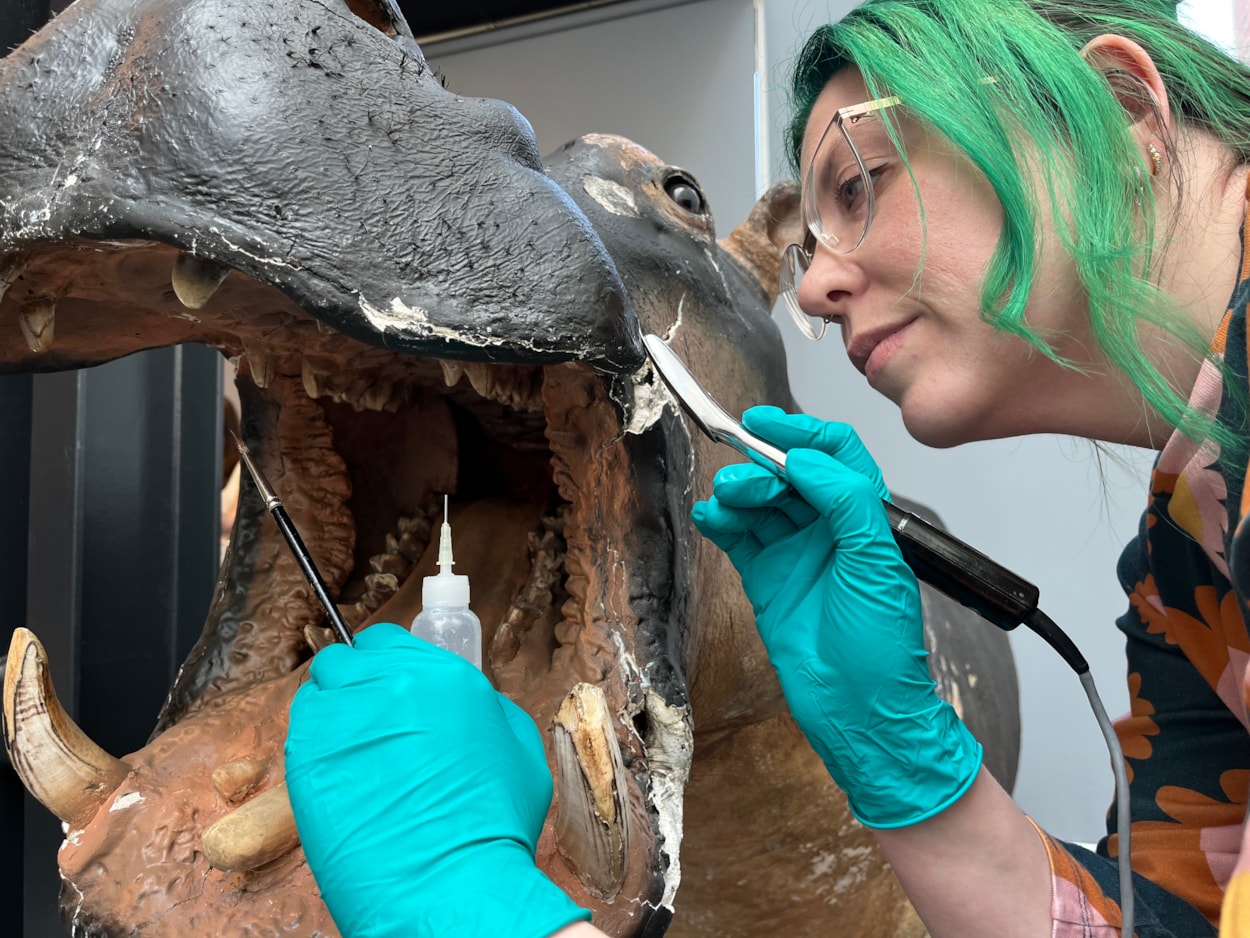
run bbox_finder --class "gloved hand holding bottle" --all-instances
[284,622,593,937]
[691,406,983,829]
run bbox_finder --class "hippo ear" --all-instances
[717,182,802,307]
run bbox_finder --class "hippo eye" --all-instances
[664,174,706,215]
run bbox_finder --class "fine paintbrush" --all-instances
[230,432,355,647]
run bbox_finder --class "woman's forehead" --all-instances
[801,67,872,162]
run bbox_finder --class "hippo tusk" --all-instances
[171,252,231,309]
[552,682,631,901]
[201,781,301,872]
[3,628,130,826]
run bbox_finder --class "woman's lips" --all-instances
[848,318,917,384]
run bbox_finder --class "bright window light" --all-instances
[1178,0,1238,57]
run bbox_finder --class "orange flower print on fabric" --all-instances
[1241,450,1250,524]
[1129,576,1248,726]
[1116,672,1160,783]
[1144,469,1177,544]
[1107,771,1249,927]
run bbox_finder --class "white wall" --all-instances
[426,0,1156,846]
[1179,0,1237,57]
[426,0,760,233]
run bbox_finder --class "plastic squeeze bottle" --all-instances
[410,496,482,669]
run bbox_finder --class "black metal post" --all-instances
[0,372,34,934]
[78,346,222,757]
[1,0,54,920]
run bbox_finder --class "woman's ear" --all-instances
[1080,33,1171,156]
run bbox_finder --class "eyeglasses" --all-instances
[780,94,902,341]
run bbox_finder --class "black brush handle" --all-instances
[269,505,356,647]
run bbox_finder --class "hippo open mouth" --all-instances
[4,252,689,936]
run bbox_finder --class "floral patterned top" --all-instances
[1036,225,1250,937]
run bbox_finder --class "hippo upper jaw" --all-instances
[0,0,643,377]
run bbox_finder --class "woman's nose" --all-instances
[796,243,864,323]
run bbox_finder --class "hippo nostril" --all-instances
[342,0,400,38]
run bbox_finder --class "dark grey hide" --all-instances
[0,0,642,374]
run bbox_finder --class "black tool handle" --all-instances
[884,501,1039,631]
[269,505,356,646]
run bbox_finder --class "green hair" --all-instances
[786,0,1250,450]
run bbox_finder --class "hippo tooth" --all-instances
[552,682,630,901]
[360,379,394,413]
[439,359,464,388]
[363,572,399,594]
[304,623,340,653]
[394,529,426,564]
[301,358,324,400]
[201,782,300,872]
[368,551,410,577]
[18,297,55,353]
[246,349,277,389]
[171,253,230,309]
[490,525,565,668]
[0,253,28,305]
[3,628,129,827]
[211,756,270,805]
[461,362,497,401]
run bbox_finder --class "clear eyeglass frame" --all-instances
[780,93,902,341]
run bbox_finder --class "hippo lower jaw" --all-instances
[3,238,690,936]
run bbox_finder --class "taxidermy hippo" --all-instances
[0,0,1020,935]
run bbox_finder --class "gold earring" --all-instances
[1147,142,1162,176]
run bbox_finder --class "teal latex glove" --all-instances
[691,406,982,829]
[284,622,590,938]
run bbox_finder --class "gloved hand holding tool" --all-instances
[284,622,591,937]
[691,405,983,828]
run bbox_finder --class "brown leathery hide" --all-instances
[0,2,1021,936]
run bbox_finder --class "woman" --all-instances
[284,1,1250,935]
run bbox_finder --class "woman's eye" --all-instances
[836,165,886,211]
[837,174,866,207]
